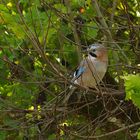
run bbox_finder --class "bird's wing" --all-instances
[70,60,86,84]
[73,66,86,79]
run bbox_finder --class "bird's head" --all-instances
[87,44,108,62]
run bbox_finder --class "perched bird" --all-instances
[63,44,108,103]
[72,44,108,89]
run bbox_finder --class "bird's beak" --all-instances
[87,48,91,52]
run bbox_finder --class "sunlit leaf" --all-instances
[124,74,140,108]
[84,22,98,39]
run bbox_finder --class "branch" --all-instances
[71,121,140,139]
[91,0,129,62]
[92,0,112,41]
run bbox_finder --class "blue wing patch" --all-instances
[74,67,86,79]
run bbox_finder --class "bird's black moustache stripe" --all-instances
[89,52,97,57]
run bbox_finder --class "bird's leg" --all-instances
[84,88,89,95]
[91,86,100,99]
[62,87,76,104]
[76,93,81,103]
[77,87,89,102]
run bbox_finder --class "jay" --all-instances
[72,44,108,89]
[63,44,108,103]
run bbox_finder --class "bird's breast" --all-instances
[75,59,107,88]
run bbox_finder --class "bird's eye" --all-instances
[89,52,97,57]
[92,49,96,52]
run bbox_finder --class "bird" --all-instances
[63,44,108,103]
[72,43,108,89]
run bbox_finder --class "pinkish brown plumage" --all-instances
[73,44,108,89]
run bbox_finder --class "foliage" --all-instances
[0,0,140,139]
[124,74,140,139]
[138,128,140,140]
[124,74,140,108]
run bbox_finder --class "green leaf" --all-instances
[3,117,19,128]
[137,128,140,140]
[0,131,7,140]
[62,43,79,67]
[48,134,56,140]
[71,0,85,7]
[83,22,98,39]
[124,74,140,108]
[54,4,67,13]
